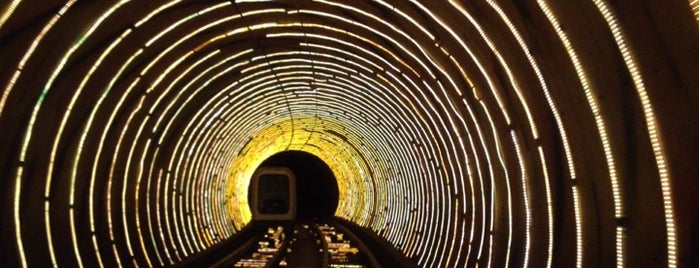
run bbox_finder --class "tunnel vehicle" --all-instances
[250,167,297,221]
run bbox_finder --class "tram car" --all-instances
[250,167,297,221]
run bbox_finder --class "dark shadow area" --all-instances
[173,224,259,268]
[253,150,339,220]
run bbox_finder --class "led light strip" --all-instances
[0,0,20,30]
[591,1,677,266]
[17,2,128,267]
[4,1,685,267]
[532,3,586,266]
[535,0,624,266]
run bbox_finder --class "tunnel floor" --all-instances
[230,221,368,268]
[182,218,415,268]
[283,224,323,268]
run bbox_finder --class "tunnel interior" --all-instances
[252,150,339,220]
[0,1,697,267]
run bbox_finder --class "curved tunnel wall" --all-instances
[0,0,697,267]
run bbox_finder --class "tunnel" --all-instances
[0,0,698,267]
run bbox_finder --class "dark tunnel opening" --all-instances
[251,150,339,220]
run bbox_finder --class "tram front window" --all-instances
[258,174,290,214]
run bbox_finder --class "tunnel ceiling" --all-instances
[1,0,698,267]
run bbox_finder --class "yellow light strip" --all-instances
[0,0,20,30]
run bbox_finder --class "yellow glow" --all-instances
[0,0,20,30]
[225,116,376,226]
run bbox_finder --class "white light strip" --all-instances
[15,2,129,267]
[510,130,531,268]
[591,1,676,266]
[535,1,623,266]
[7,2,683,267]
